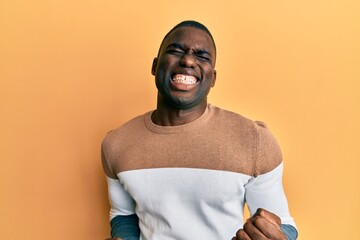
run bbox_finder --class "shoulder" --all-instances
[253,120,283,176]
[209,105,268,137]
[102,111,151,149]
[208,105,254,127]
[101,112,151,177]
[209,105,282,176]
[107,112,149,137]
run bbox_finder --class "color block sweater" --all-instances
[102,104,296,240]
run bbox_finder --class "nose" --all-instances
[179,52,196,68]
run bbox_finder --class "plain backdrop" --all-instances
[1,1,359,239]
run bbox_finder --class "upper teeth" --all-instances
[172,74,197,84]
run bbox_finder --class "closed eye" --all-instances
[165,43,185,55]
[167,49,184,55]
[194,50,211,62]
[196,54,210,61]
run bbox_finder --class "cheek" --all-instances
[161,54,177,65]
[156,58,173,76]
[203,67,215,80]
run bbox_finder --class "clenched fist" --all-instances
[232,208,287,240]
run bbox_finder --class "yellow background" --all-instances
[1,1,359,239]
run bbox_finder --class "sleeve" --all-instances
[106,177,137,219]
[102,139,140,239]
[101,138,137,218]
[110,215,140,239]
[244,162,297,229]
[246,122,297,232]
[107,177,140,239]
[253,121,283,176]
[281,224,299,240]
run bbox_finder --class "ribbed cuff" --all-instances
[281,224,298,240]
[110,214,140,240]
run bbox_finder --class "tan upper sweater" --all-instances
[102,104,282,179]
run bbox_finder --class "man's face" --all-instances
[151,27,217,109]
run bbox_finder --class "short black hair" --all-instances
[157,20,216,58]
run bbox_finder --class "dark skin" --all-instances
[151,26,217,126]
[106,26,287,240]
[233,208,287,240]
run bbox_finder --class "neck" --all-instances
[152,98,208,126]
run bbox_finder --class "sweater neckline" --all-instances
[144,104,212,134]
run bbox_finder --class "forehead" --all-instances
[161,27,215,53]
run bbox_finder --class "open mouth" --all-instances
[171,74,198,85]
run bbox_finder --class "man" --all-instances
[102,20,298,240]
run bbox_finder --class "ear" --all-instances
[151,57,158,76]
[211,69,217,87]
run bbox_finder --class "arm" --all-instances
[235,163,297,239]
[106,177,140,239]
[232,122,297,239]
[102,142,140,240]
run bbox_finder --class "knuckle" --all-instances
[252,215,263,225]
[274,230,287,240]
[243,221,255,234]
[256,207,266,216]
[236,229,246,238]
[243,221,252,230]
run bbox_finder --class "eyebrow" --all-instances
[165,43,212,56]
[165,43,183,49]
